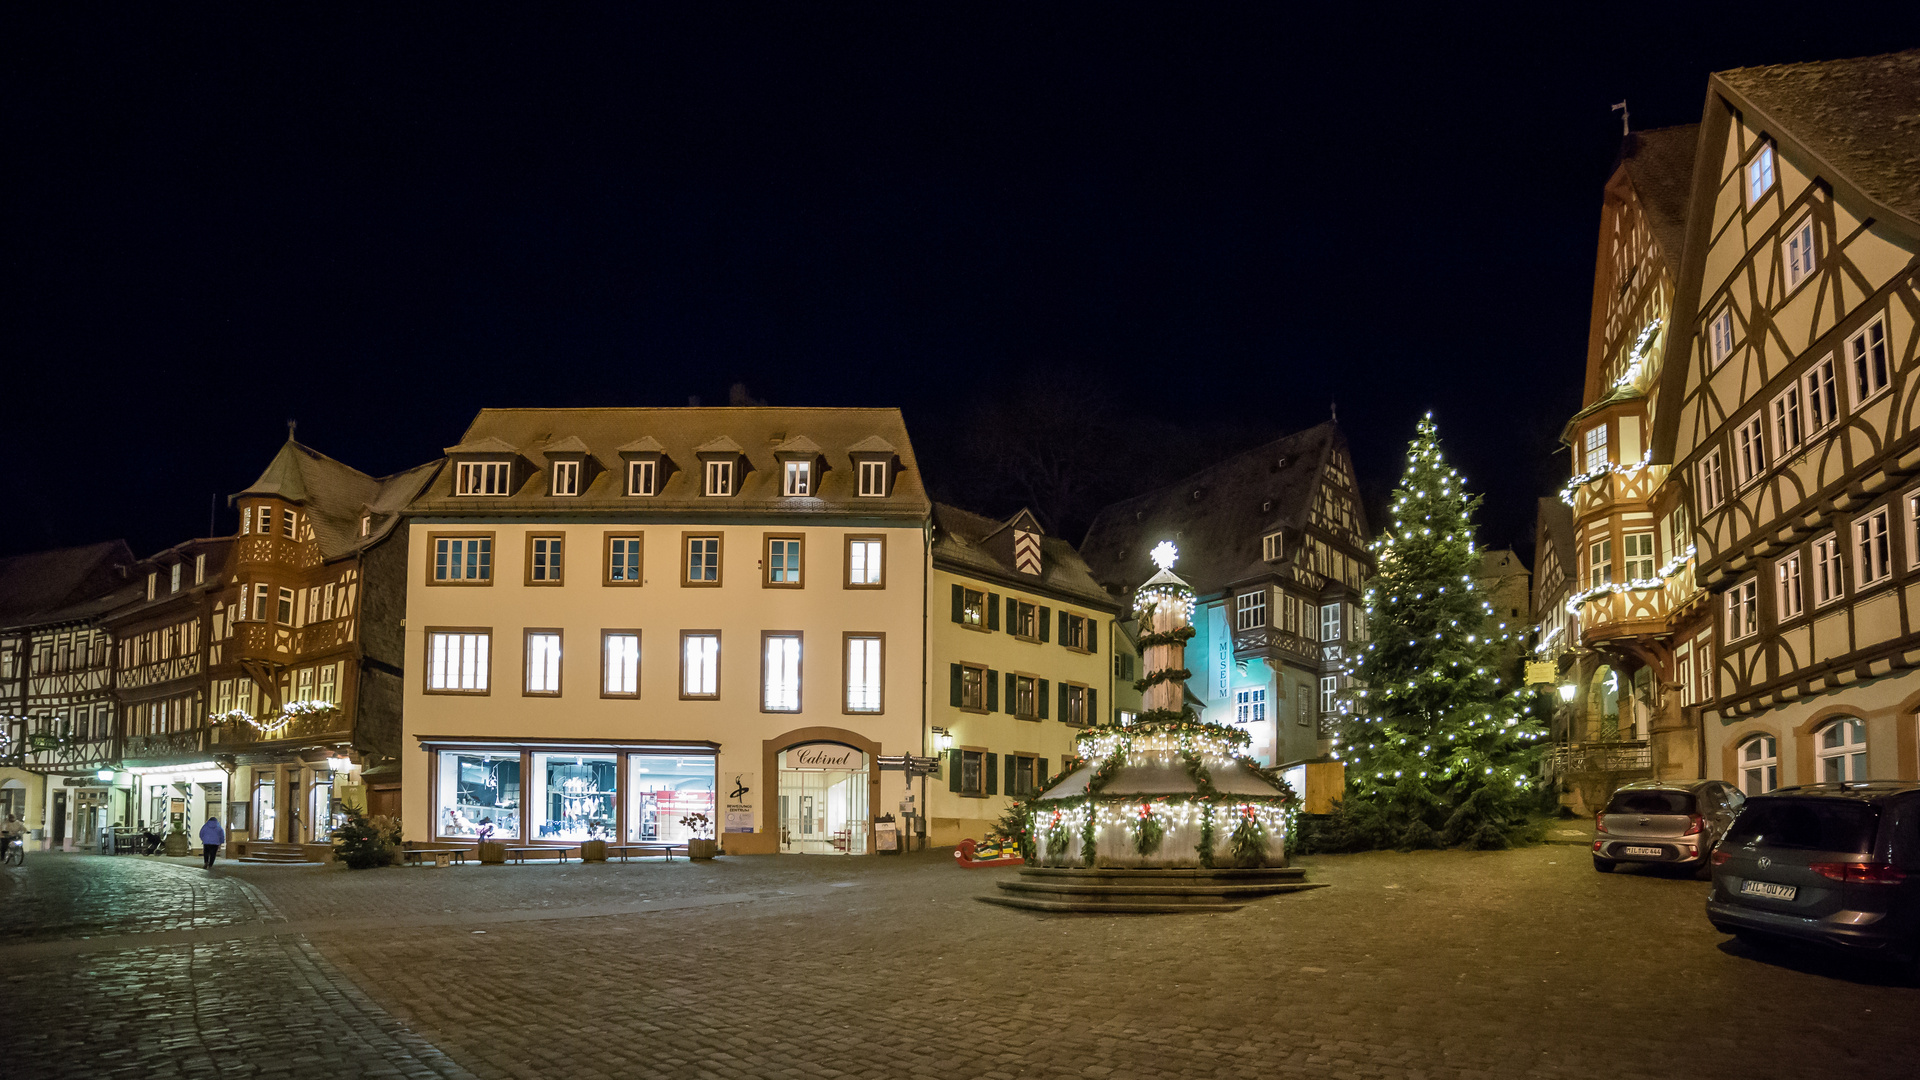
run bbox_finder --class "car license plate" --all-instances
[1740,880,1796,901]
[1623,846,1663,857]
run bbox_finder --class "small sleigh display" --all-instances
[954,836,1024,868]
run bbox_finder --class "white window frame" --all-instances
[1739,734,1778,796]
[1813,534,1844,607]
[1262,532,1283,561]
[525,631,562,695]
[1319,675,1338,716]
[1235,590,1267,631]
[281,510,297,539]
[1724,578,1758,642]
[427,630,490,693]
[529,536,563,583]
[1698,450,1726,511]
[1815,718,1867,783]
[704,460,734,497]
[845,634,882,713]
[857,460,889,497]
[1622,532,1654,581]
[1733,415,1765,488]
[603,632,640,696]
[1588,537,1613,589]
[1804,355,1840,433]
[847,538,883,586]
[1847,316,1890,408]
[1584,424,1609,473]
[1235,687,1266,724]
[252,582,270,621]
[763,633,801,713]
[782,460,811,497]
[1854,508,1892,590]
[682,633,720,698]
[360,515,371,537]
[608,537,641,583]
[627,459,658,496]
[1783,215,1817,292]
[1709,309,1736,369]
[1770,383,1803,459]
[1746,143,1775,205]
[456,461,512,496]
[1665,505,1690,564]
[434,536,492,583]
[169,563,182,594]
[276,587,295,625]
[550,460,580,496]
[1908,488,1920,572]
[1319,602,1342,643]
[1776,553,1803,623]
[1676,641,1695,707]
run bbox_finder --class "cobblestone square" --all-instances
[2,845,1912,1079]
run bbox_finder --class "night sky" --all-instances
[8,8,1918,564]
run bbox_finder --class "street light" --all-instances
[1557,683,1577,703]
[931,726,954,752]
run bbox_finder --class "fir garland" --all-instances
[1135,625,1197,650]
[1132,806,1165,856]
[1197,804,1216,868]
[1044,810,1071,867]
[1079,811,1097,867]
[1133,668,1193,692]
[1228,808,1269,868]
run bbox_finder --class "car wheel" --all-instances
[1692,859,1712,881]
[1592,856,1615,873]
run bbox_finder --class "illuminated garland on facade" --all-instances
[1557,451,1653,507]
[1561,545,1696,616]
[1609,318,1662,392]
[211,699,342,737]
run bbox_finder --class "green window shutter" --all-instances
[1058,609,1069,643]
[984,753,998,795]
[987,670,999,711]
[947,749,961,793]
[1088,619,1098,654]
[1005,755,1016,796]
[987,593,1000,631]
[949,663,962,708]
[1039,606,1051,642]
[1005,672,1015,713]
[1058,681,1068,719]
[1038,679,1050,719]
[951,584,963,623]
[1037,757,1049,786]
[1089,687,1098,724]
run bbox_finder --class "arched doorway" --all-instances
[1590,666,1621,741]
[764,727,880,856]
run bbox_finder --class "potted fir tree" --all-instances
[682,812,718,860]
[580,818,611,862]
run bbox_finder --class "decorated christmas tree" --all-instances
[1328,415,1548,850]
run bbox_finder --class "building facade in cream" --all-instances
[401,408,931,855]
[924,505,1120,846]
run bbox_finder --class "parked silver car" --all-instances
[1593,780,1745,877]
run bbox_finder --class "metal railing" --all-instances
[1544,739,1651,778]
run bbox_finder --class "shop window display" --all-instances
[628,755,717,844]
[438,751,522,838]
[532,753,617,841]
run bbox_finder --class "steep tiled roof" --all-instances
[1079,422,1366,597]
[410,407,929,518]
[1620,124,1699,264]
[1716,49,1920,227]
[234,440,442,561]
[931,503,1117,611]
[0,541,136,628]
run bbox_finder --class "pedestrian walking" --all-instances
[1,813,26,864]
[199,816,225,870]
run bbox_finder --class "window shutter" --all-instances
[1039,606,1051,642]
[1088,619,1097,653]
[1037,757,1049,786]
[951,584,963,623]
[949,663,962,708]
[984,753,998,795]
[1005,672,1016,713]
[987,593,1000,631]
[1038,679,1050,719]
[947,749,961,793]
[1058,681,1068,720]
[1089,687,1098,724]
[987,670,1000,712]
[1005,755,1016,796]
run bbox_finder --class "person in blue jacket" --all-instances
[199,816,225,870]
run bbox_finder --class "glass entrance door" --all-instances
[778,756,869,855]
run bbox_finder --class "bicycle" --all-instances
[2,837,23,867]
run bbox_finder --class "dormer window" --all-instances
[1262,532,1283,561]
[360,515,371,537]
[628,459,658,496]
[705,460,734,497]
[858,460,889,497]
[783,460,811,496]
[146,572,156,601]
[170,564,182,594]
[1746,143,1775,205]
[456,461,513,496]
[194,554,206,584]
[551,460,580,496]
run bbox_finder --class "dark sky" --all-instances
[7,7,1918,563]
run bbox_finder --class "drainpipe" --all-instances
[919,519,931,851]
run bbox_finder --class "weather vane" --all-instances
[1150,541,1178,571]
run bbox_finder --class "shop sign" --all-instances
[724,771,755,834]
[1209,607,1230,701]
[784,743,861,770]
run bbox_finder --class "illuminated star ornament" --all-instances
[1150,541,1178,570]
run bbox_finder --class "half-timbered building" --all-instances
[1654,51,1920,792]
[1079,421,1372,812]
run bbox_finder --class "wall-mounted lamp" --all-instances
[1557,683,1577,704]
[930,726,954,752]
[95,768,115,783]
[327,755,353,772]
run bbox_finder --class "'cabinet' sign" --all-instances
[785,743,862,770]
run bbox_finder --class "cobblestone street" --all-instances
[2,845,1913,1079]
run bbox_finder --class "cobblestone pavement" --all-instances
[3,846,1914,1079]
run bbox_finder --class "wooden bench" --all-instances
[503,845,575,864]
[402,847,468,868]
[608,843,688,862]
